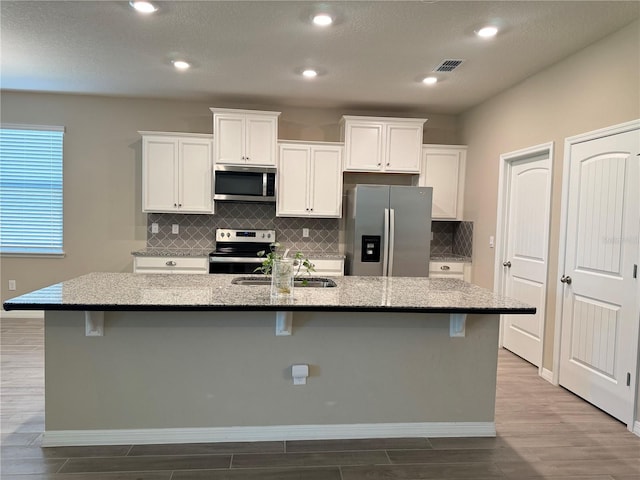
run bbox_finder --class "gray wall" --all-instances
[45,310,499,431]
[459,20,639,396]
[0,93,458,303]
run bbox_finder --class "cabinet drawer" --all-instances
[429,261,464,274]
[308,258,344,277]
[134,256,208,274]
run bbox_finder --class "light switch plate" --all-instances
[303,228,309,238]
[172,224,179,234]
[151,223,159,234]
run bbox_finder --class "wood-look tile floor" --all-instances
[1,317,639,479]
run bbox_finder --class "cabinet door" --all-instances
[277,144,310,216]
[421,146,466,220]
[143,137,178,212]
[344,122,383,171]
[385,123,422,173]
[309,146,342,217]
[215,114,244,164]
[245,115,277,166]
[178,139,213,213]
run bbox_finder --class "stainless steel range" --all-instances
[209,228,276,274]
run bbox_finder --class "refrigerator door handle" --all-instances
[383,208,390,276]
[388,208,395,276]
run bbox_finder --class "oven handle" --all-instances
[209,257,265,264]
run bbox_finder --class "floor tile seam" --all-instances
[54,457,70,474]
[384,459,504,466]
[229,459,392,469]
[60,467,204,475]
[125,451,278,457]
[283,447,434,454]
[86,452,236,459]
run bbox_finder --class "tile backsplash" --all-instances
[147,203,339,253]
[147,204,471,258]
[431,221,473,257]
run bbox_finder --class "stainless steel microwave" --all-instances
[213,165,276,202]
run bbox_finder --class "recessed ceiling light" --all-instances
[312,13,333,26]
[477,26,498,38]
[422,76,438,85]
[172,60,191,70]
[129,1,158,14]
[302,69,318,78]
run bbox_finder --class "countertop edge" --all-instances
[3,302,535,315]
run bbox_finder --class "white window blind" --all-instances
[0,124,64,254]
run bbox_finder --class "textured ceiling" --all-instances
[1,1,638,114]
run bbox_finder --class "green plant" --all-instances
[255,242,315,278]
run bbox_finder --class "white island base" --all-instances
[43,309,500,447]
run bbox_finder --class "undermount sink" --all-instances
[231,276,337,288]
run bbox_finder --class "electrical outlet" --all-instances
[172,224,179,234]
[8,280,16,291]
[303,228,310,238]
[151,222,159,234]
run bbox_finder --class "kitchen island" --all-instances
[4,273,534,447]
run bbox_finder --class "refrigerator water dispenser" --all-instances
[361,235,381,262]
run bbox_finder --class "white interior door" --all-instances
[499,149,552,368]
[558,125,639,426]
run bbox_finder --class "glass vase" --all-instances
[271,257,294,299]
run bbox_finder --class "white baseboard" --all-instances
[0,310,44,319]
[634,421,640,438]
[540,368,554,384]
[42,422,496,447]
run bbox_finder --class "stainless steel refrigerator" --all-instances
[344,185,433,277]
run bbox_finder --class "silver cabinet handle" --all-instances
[560,275,572,285]
[440,265,450,271]
[166,261,177,267]
[503,261,512,268]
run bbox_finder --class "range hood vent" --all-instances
[435,59,464,72]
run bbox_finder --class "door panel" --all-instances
[179,139,212,213]
[559,128,639,425]
[277,145,309,216]
[389,186,432,277]
[246,116,276,166]
[502,154,551,367]
[143,138,177,212]
[310,147,341,217]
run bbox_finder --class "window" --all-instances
[0,124,64,255]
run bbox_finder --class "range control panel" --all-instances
[215,229,276,244]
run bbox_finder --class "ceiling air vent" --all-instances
[434,59,464,72]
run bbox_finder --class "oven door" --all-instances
[209,256,265,274]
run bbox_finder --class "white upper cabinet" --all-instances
[340,116,426,173]
[418,144,467,220]
[277,141,343,218]
[140,132,213,214]
[211,108,280,166]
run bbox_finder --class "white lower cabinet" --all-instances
[140,132,213,214]
[418,145,467,220]
[429,261,471,281]
[134,256,209,274]
[277,142,343,218]
[307,258,344,277]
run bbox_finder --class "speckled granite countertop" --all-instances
[132,248,211,257]
[131,249,345,259]
[430,254,472,263]
[4,272,534,314]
